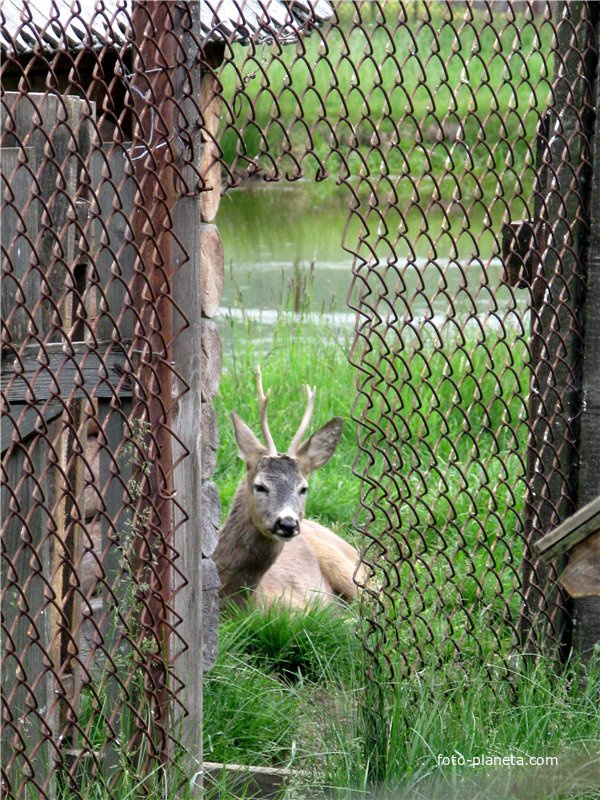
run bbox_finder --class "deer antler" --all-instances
[256,365,277,455]
[288,384,316,456]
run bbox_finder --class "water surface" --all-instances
[217,180,524,348]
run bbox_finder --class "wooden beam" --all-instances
[2,341,133,402]
[1,403,63,453]
[572,4,600,659]
[561,533,600,598]
[533,495,600,562]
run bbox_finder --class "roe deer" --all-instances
[213,368,364,608]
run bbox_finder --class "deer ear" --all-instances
[295,417,343,475]
[232,412,267,466]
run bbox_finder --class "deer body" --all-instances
[214,370,363,609]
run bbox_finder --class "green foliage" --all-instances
[219,601,360,683]
[203,600,600,798]
[326,650,600,798]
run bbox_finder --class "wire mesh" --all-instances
[1,2,204,796]
[204,0,595,687]
[2,0,597,795]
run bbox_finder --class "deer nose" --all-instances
[276,516,299,538]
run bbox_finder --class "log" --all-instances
[201,403,219,479]
[200,72,222,223]
[200,224,224,318]
[202,558,220,671]
[201,319,223,402]
[561,531,600,599]
[201,481,221,558]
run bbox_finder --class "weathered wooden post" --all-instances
[173,12,224,791]
[572,9,600,661]
[169,9,224,790]
[127,1,225,779]
[518,0,598,657]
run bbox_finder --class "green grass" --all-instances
[43,311,599,799]
[203,604,600,799]
[203,602,360,767]
[209,308,599,798]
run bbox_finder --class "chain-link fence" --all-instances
[3,0,599,796]
[209,0,597,657]
[1,2,208,796]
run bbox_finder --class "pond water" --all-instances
[216,180,526,349]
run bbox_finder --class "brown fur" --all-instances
[214,483,363,609]
[214,386,363,609]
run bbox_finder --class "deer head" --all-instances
[232,367,343,541]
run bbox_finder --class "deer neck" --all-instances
[214,483,285,603]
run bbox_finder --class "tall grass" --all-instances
[203,603,600,799]
[210,307,599,798]
[215,297,529,659]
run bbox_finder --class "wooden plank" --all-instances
[95,399,133,784]
[48,402,87,752]
[2,93,79,343]
[2,341,133,403]
[1,428,54,792]
[1,402,62,453]
[1,147,41,348]
[89,143,136,343]
[561,532,600,598]
[203,762,299,800]
[533,495,600,561]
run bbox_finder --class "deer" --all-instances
[213,368,365,609]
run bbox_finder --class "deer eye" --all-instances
[299,486,308,496]
[254,483,269,494]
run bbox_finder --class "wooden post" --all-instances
[520,1,597,656]
[169,0,204,788]
[130,0,177,763]
[573,6,600,662]
[169,6,224,793]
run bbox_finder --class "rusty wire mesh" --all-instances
[204,0,596,681]
[2,0,598,795]
[1,2,206,796]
